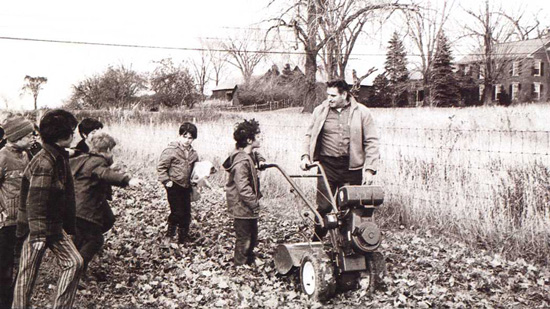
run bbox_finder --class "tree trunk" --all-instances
[482,0,493,106]
[33,95,38,110]
[302,48,319,113]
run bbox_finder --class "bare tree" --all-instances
[204,40,229,87]
[223,29,270,84]
[191,50,211,101]
[402,0,455,106]
[70,65,146,109]
[318,1,397,81]
[269,0,413,112]
[21,75,47,110]
[462,0,531,105]
[350,67,377,98]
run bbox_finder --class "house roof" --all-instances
[457,36,550,64]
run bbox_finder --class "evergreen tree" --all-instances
[384,31,409,107]
[369,74,391,107]
[431,32,460,107]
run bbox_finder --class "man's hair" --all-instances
[326,79,351,94]
[78,118,104,138]
[179,122,198,139]
[39,109,78,144]
[88,132,116,153]
[233,119,260,148]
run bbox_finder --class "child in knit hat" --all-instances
[0,116,35,308]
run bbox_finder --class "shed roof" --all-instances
[212,78,241,91]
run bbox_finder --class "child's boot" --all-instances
[178,228,189,244]
[166,223,177,238]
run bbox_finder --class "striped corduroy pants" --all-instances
[12,231,83,309]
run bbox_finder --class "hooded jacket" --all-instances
[70,152,129,228]
[302,96,380,172]
[0,144,30,228]
[157,141,198,188]
[223,149,261,219]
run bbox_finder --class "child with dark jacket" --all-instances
[75,118,104,155]
[157,122,199,244]
[70,132,140,281]
[223,119,264,266]
[0,116,35,309]
[13,109,83,309]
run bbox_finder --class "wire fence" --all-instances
[211,99,295,112]
[106,107,550,225]
[245,123,550,220]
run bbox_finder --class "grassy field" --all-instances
[3,105,549,307]
[89,103,550,263]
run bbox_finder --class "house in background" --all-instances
[352,84,374,104]
[456,36,550,103]
[210,80,240,106]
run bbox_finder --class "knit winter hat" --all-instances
[3,117,35,142]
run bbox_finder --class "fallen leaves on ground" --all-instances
[30,177,550,308]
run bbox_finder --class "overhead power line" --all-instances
[0,35,308,55]
[0,35,544,58]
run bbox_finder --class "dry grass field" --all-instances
[96,104,550,263]
[3,105,550,307]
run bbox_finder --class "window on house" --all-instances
[479,84,485,101]
[512,61,520,76]
[479,67,485,80]
[533,60,542,76]
[534,82,541,100]
[511,83,520,100]
[494,84,502,101]
[464,65,471,76]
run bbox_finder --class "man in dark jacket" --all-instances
[223,119,263,266]
[70,132,140,281]
[13,109,83,309]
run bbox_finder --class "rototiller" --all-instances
[263,162,385,301]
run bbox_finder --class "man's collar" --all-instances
[330,100,351,111]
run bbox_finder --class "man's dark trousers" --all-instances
[314,156,362,240]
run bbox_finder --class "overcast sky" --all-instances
[1,0,548,110]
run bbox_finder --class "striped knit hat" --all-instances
[3,116,35,142]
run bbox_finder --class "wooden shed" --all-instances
[210,81,240,106]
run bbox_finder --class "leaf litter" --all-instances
[28,176,550,308]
